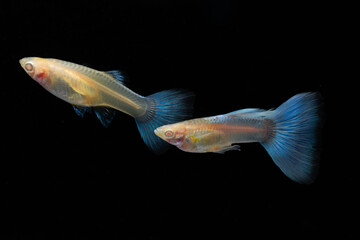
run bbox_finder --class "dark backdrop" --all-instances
[0,1,351,239]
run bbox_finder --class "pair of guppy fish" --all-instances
[19,57,320,184]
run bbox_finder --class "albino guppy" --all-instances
[155,93,321,184]
[19,57,193,153]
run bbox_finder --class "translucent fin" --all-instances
[135,89,194,154]
[105,70,126,84]
[93,107,116,128]
[226,108,272,118]
[260,92,321,184]
[214,145,241,154]
[227,108,265,115]
[73,105,91,118]
[72,105,115,128]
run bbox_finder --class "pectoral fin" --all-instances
[64,71,97,98]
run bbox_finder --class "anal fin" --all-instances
[72,105,116,128]
[214,145,241,154]
[73,105,91,118]
[93,107,116,128]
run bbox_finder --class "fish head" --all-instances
[154,122,203,152]
[154,123,188,149]
[19,57,53,90]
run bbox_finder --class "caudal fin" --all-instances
[261,92,321,184]
[135,89,194,153]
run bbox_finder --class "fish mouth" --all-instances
[19,58,26,68]
[19,57,35,68]
[154,128,174,144]
[154,128,160,137]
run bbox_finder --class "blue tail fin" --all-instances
[135,89,194,153]
[261,92,321,184]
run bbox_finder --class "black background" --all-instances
[0,1,353,239]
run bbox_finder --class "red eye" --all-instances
[25,63,34,71]
[164,130,174,138]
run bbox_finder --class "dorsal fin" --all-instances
[226,108,272,118]
[105,70,126,84]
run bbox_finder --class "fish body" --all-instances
[19,57,146,117]
[158,114,270,153]
[20,57,194,153]
[155,93,321,184]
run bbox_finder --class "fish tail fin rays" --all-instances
[261,92,322,184]
[135,89,195,154]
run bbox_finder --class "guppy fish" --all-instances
[155,93,320,184]
[19,57,193,153]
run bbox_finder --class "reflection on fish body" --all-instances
[19,57,194,153]
[155,93,321,184]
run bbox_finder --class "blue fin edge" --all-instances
[73,105,115,128]
[261,92,321,184]
[105,70,126,84]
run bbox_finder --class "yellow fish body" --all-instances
[155,93,321,184]
[20,57,194,153]
[155,112,270,153]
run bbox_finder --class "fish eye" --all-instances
[25,63,34,72]
[164,130,174,138]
